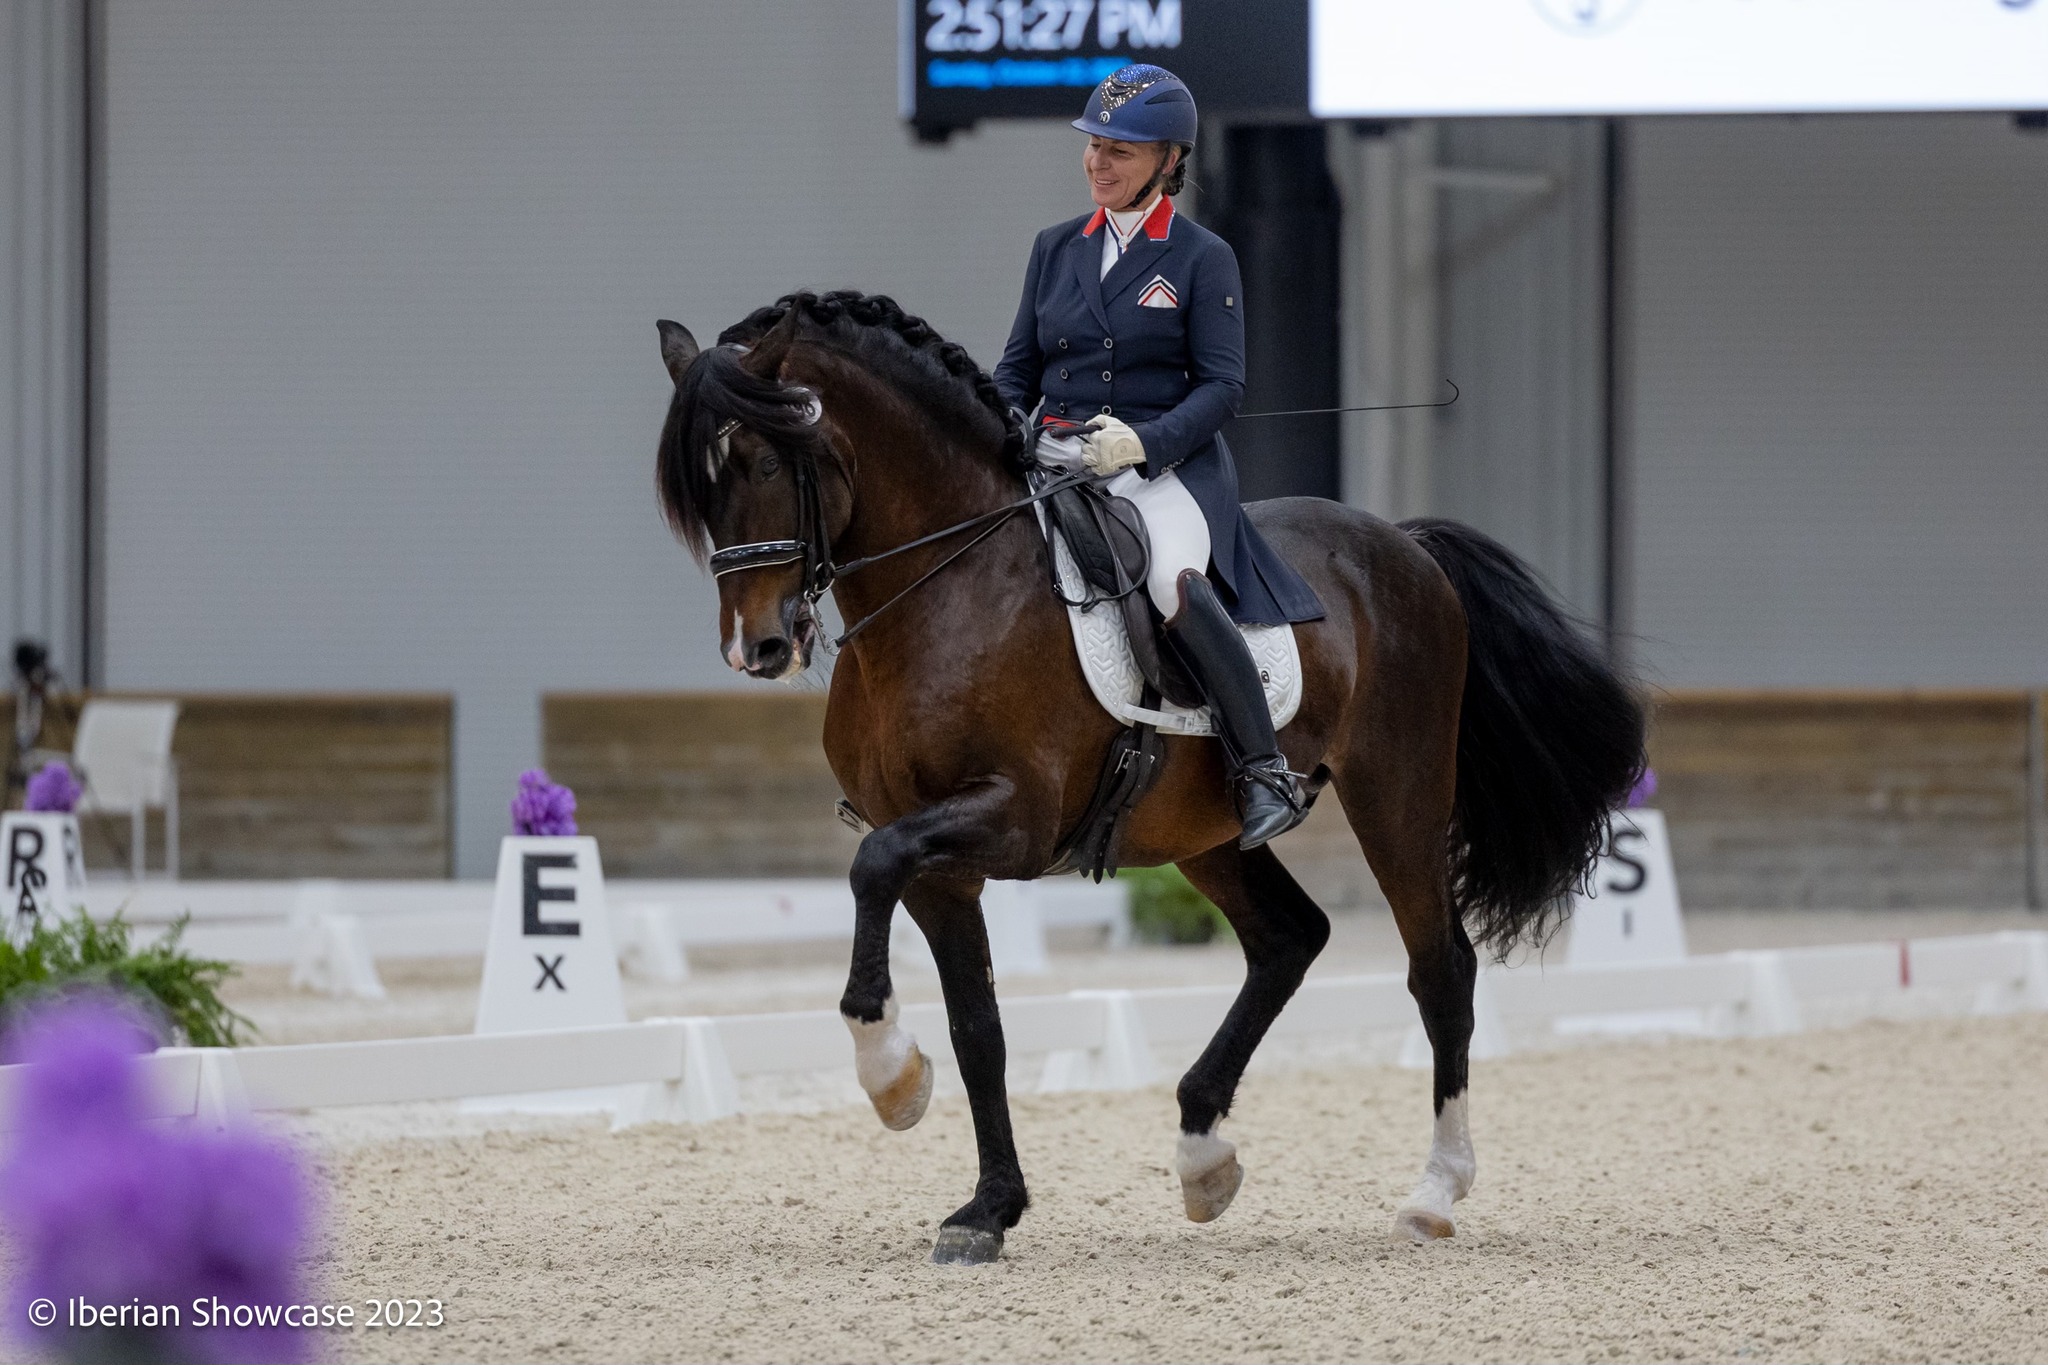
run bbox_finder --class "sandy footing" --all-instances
[315,1011,2048,1364]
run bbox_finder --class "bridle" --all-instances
[705,406,839,605]
[704,399,1089,649]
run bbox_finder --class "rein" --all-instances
[706,379,1463,649]
[704,404,1089,649]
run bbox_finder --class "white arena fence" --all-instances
[74,876,1132,997]
[1,932,2041,1134]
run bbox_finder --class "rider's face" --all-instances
[1084,136,1175,211]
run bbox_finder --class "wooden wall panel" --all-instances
[542,692,860,878]
[5,693,452,878]
[1646,691,2038,909]
[12,686,2029,904]
[545,688,2045,910]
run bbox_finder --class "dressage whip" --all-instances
[1233,379,1459,421]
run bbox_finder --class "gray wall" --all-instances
[1624,114,2048,687]
[97,1,1081,873]
[1432,118,1609,624]
[1329,118,1609,624]
[2,0,89,683]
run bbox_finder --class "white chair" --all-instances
[72,700,181,882]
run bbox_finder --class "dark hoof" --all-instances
[930,1225,1004,1265]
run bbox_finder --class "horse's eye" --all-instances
[757,454,781,480]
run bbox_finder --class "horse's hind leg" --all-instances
[1172,842,1332,1223]
[1336,769,1478,1241]
[900,875,1028,1264]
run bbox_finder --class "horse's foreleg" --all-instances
[835,782,1030,1263]
[1172,842,1332,1223]
[839,825,932,1133]
[901,875,1027,1265]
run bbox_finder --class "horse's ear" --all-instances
[741,304,803,378]
[656,320,699,386]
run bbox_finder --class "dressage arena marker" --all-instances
[470,835,627,1111]
[1556,809,1699,1037]
[1565,810,1686,967]
[2,811,86,943]
[5,932,2039,1135]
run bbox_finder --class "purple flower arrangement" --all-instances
[24,761,82,814]
[510,768,577,837]
[1,995,314,1364]
[1626,767,1658,809]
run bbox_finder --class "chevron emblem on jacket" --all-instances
[1136,276,1179,309]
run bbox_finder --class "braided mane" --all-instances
[657,290,1025,559]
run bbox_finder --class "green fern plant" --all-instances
[1119,864,1232,945]
[0,911,251,1048]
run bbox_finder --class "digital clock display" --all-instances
[904,0,1307,134]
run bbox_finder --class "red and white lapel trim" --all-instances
[1140,194,1174,240]
[1080,196,1175,239]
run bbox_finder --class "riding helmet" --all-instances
[1072,64,1198,145]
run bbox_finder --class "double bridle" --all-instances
[705,400,1088,649]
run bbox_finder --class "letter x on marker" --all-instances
[534,953,566,991]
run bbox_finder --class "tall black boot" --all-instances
[1164,569,1307,850]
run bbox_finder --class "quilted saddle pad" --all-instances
[1047,527,1301,737]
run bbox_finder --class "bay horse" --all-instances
[654,291,1644,1265]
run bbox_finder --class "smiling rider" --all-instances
[994,64,1327,850]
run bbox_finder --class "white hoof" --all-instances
[1393,1094,1474,1242]
[845,996,932,1132]
[868,1047,933,1131]
[1177,1129,1244,1223]
[1392,1188,1458,1242]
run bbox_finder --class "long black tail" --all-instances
[1401,518,1647,956]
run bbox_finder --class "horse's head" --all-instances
[655,310,843,680]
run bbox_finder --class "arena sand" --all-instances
[316,1011,2048,1364]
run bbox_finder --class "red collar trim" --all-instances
[1079,197,1175,240]
[1142,195,1175,240]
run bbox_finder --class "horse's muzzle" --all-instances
[734,605,818,680]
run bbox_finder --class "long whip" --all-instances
[1233,379,1459,421]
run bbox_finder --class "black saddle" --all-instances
[1029,467,1204,710]
[1025,453,1213,881]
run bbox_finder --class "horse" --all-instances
[653,290,1645,1265]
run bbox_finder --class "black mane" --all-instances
[656,290,1025,559]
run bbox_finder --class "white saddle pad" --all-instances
[1047,527,1302,737]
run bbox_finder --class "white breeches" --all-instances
[1040,436,1212,617]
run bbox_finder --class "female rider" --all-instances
[994,64,1325,850]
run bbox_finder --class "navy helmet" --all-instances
[1072,64,1197,145]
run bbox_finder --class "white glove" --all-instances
[1080,415,1146,476]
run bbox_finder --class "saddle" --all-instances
[1025,463,1196,881]
[1030,469,1203,709]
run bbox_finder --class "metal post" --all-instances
[2027,691,2044,912]
[166,756,179,881]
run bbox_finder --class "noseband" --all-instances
[706,402,1089,648]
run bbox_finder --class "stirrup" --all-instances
[1234,756,1309,850]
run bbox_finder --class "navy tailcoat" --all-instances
[994,200,1325,626]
